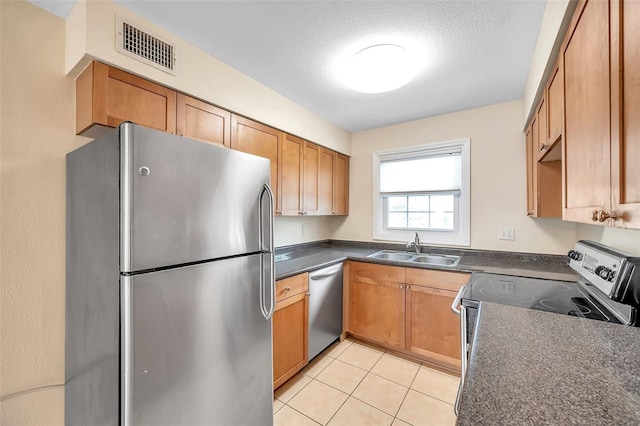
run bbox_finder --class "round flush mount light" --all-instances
[344,44,417,94]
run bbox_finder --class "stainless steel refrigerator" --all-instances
[66,123,275,425]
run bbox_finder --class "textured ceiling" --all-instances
[30,0,546,132]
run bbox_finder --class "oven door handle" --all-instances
[451,285,466,315]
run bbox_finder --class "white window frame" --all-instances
[373,139,471,246]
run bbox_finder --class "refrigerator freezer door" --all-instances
[121,254,273,425]
[120,123,272,273]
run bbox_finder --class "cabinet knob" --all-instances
[399,285,405,289]
[591,210,599,222]
[596,210,622,223]
[303,212,308,215]
[284,287,291,291]
[538,144,548,151]
[298,211,304,215]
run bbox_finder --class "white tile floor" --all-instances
[274,338,459,426]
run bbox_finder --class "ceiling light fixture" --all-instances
[344,44,416,94]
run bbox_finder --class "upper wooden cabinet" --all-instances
[610,0,640,227]
[280,134,304,216]
[526,121,538,216]
[281,135,350,216]
[303,142,321,216]
[230,115,282,214]
[546,62,563,148]
[561,0,640,227]
[76,62,349,217]
[76,61,177,137]
[176,93,230,147]
[562,0,612,224]
[535,95,548,154]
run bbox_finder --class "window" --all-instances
[373,139,470,246]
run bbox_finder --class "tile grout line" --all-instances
[390,358,423,423]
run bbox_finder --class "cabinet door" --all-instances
[405,268,468,369]
[319,148,335,215]
[230,115,282,214]
[176,93,230,147]
[611,0,640,227]
[280,134,304,216]
[406,285,461,369]
[546,63,563,146]
[536,96,548,153]
[303,142,320,215]
[348,262,405,349]
[76,61,177,136]
[273,291,309,389]
[333,153,349,215]
[562,0,612,223]
[526,124,535,216]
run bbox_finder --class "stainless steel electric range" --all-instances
[452,240,640,414]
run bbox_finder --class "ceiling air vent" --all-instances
[116,16,176,75]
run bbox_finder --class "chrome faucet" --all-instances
[406,232,421,254]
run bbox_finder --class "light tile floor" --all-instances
[274,338,459,426]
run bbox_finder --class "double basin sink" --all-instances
[367,250,461,267]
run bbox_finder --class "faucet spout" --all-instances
[406,232,421,254]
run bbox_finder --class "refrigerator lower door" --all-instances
[121,254,273,426]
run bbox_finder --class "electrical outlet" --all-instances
[498,227,515,240]
[301,224,307,235]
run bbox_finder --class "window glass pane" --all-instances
[431,212,454,230]
[408,213,429,228]
[388,212,407,228]
[408,195,429,211]
[387,196,407,212]
[430,194,454,212]
[380,155,461,192]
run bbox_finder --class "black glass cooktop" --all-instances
[464,273,619,323]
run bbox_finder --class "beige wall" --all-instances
[575,224,640,255]
[0,1,91,423]
[333,100,579,254]
[65,0,351,156]
[274,216,345,248]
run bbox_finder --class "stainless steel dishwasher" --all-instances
[308,263,344,360]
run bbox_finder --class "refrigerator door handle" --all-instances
[258,184,275,320]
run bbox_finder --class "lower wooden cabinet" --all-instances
[347,261,469,370]
[349,262,405,348]
[405,268,470,369]
[273,273,309,389]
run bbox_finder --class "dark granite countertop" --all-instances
[274,240,577,281]
[457,302,640,425]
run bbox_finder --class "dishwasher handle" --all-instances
[309,263,344,280]
[451,285,467,315]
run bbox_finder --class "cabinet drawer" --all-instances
[405,268,469,292]
[349,261,405,285]
[276,273,309,302]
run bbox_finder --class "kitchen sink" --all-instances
[367,250,461,267]
[368,251,415,261]
[411,255,461,266]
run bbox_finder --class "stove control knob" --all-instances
[595,266,615,282]
[568,250,583,261]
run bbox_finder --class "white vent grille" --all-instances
[116,16,176,75]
